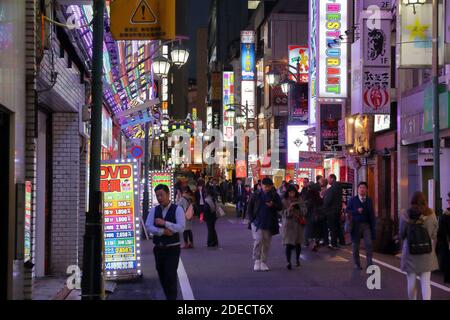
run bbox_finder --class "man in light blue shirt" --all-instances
[145,184,185,300]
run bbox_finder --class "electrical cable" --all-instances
[43,15,94,29]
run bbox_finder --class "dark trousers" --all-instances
[206,218,219,247]
[327,213,340,247]
[221,191,228,204]
[153,245,180,300]
[352,223,373,267]
[183,230,193,244]
[285,244,301,264]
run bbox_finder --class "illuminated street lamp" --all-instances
[170,44,190,66]
[152,56,171,78]
[226,108,236,119]
[266,69,280,87]
[280,79,296,95]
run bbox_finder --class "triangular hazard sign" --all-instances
[131,0,157,24]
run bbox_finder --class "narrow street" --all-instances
[109,205,450,300]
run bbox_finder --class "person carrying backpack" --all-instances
[400,191,439,300]
[177,187,195,249]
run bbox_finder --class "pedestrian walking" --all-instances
[305,176,325,251]
[177,187,195,249]
[220,179,229,204]
[281,185,307,270]
[204,186,219,248]
[145,184,185,300]
[277,181,288,198]
[400,191,439,300]
[246,178,282,271]
[194,178,207,221]
[243,184,252,220]
[323,174,342,249]
[234,178,245,218]
[346,182,376,270]
[437,192,450,283]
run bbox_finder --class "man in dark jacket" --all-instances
[246,178,282,272]
[323,174,343,249]
[346,181,376,270]
[234,178,245,217]
[220,179,229,204]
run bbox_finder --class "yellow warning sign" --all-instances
[110,0,175,41]
[131,0,157,24]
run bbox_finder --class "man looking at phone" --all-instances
[246,178,282,271]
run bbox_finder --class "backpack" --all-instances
[407,217,432,255]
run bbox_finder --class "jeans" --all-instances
[406,272,431,300]
[252,223,272,263]
[153,245,180,300]
[352,222,373,267]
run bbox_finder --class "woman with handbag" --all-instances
[204,186,219,248]
[281,185,307,270]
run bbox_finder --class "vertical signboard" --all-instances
[241,31,256,126]
[236,160,247,178]
[399,2,445,67]
[24,181,32,262]
[319,103,342,152]
[289,83,309,124]
[223,71,235,142]
[206,106,213,130]
[318,0,348,98]
[308,0,319,125]
[149,171,174,208]
[101,160,141,279]
[288,45,309,82]
[287,125,316,163]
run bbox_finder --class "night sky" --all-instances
[184,0,211,79]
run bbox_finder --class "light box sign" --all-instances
[318,0,348,98]
[362,67,390,114]
[101,160,141,278]
[24,181,32,263]
[223,72,235,142]
[149,171,174,208]
[319,103,342,152]
[287,125,316,163]
[374,114,391,132]
[242,81,256,121]
[289,45,309,83]
[309,0,318,124]
[241,43,256,81]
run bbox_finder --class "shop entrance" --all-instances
[0,106,10,299]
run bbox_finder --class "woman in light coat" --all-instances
[400,191,439,300]
[281,185,307,270]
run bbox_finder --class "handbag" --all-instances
[216,202,226,218]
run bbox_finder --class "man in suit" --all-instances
[234,178,245,218]
[145,184,185,300]
[346,181,376,270]
[323,174,343,249]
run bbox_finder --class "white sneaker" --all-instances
[260,262,270,271]
[253,260,261,271]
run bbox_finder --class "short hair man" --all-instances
[323,174,343,248]
[346,182,376,270]
[246,178,282,271]
[145,184,185,300]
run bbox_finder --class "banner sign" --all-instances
[318,0,348,98]
[236,160,247,178]
[242,81,256,121]
[298,151,324,169]
[289,83,309,124]
[241,43,256,81]
[288,45,309,82]
[362,67,390,114]
[309,0,319,124]
[319,103,342,152]
[149,171,174,208]
[363,18,391,67]
[101,160,141,278]
[24,181,32,263]
[287,125,316,163]
[223,71,235,142]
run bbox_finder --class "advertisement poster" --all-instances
[289,83,308,124]
[149,171,174,208]
[24,181,32,263]
[318,0,348,98]
[242,81,256,120]
[236,160,247,178]
[363,18,391,67]
[362,67,390,114]
[374,114,391,132]
[100,161,141,278]
[241,43,255,81]
[320,104,342,152]
[287,125,315,163]
[299,151,323,169]
[288,45,309,82]
[223,71,235,142]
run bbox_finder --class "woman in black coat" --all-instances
[304,182,325,251]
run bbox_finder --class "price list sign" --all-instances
[100,160,141,279]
